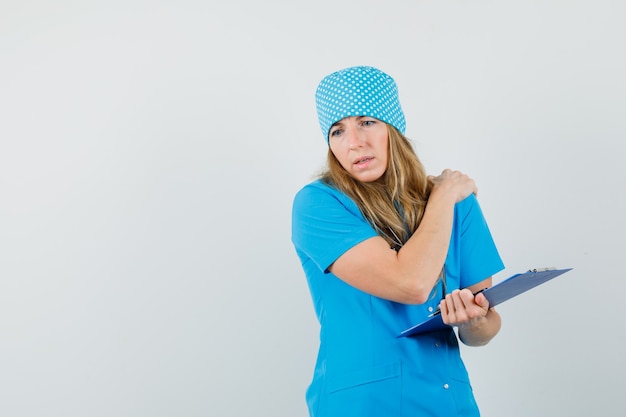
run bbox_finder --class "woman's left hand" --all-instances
[439,289,490,329]
[440,278,502,346]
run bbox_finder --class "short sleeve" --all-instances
[454,194,505,288]
[291,182,378,273]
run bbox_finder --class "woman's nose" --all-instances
[346,126,364,148]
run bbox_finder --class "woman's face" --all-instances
[328,116,389,183]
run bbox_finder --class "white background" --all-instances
[1,1,624,416]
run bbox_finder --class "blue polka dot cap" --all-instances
[315,66,406,144]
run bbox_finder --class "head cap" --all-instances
[315,66,406,144]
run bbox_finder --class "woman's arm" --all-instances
[440,277,502,346]
[328,169,477,304]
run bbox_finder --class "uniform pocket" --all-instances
[447,374,479,416]
[326,362,401,416]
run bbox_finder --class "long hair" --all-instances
[320,125,432,249]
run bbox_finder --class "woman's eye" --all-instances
[362,120,375,126]
[330,129,342,137]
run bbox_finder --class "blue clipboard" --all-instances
[398,267,573,337]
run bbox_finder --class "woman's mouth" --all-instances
[354,157,374,168]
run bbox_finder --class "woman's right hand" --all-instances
[428,169,478,202]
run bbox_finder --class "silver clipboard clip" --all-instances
[528,267,557,273]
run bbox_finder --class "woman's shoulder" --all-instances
[294,179,344,202]
[293,180,360,216]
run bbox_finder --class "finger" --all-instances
[460,290,489,320]
[460,288,479,303]
[439,294,458,325]
[450,290,470,322]
[440,290,462,323]
[440,168,453,177]
[439,298,449,319]
[474,292,490,310]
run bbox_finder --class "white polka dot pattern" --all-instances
[315,66,406,143]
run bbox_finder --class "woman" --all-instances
[291,66,504,416]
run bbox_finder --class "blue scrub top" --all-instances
[291,180,504,417]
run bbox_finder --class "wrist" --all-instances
[427,184,458,207]
[458,308,501,347]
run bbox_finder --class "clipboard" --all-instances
[398,267,573,337]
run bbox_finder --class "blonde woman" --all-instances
[291,66,505,417]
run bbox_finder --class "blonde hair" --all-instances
[320,125,432,249]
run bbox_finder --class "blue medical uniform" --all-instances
[291,180,505,417]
